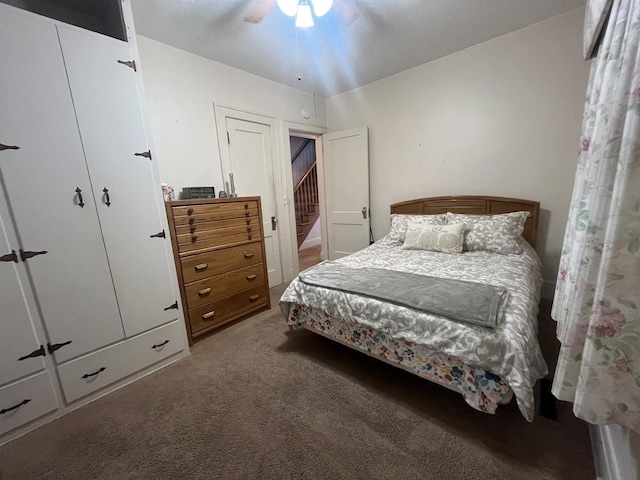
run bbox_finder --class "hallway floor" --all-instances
[298,245,321,271]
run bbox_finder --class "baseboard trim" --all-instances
[299,236,321,250]
[591,424,639,480]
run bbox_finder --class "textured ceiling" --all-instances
[130,0,586,97]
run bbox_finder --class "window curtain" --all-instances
[552,0,640,433]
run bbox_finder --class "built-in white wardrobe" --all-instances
[0,0,189,445]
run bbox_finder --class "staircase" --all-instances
[294,161,319,248]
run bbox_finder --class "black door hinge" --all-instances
[47,340,72,354]
[0,250,18,263]
[117,59,137,72]
[18,345,46,361]
[163,301,179,311]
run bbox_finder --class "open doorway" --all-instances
[289,134,322,271]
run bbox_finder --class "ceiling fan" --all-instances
[243,0,358,27]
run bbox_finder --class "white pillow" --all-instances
[402,222,466,254]
[446,211,529,254]
[387,214,446,243]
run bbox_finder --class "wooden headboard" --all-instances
[390,195,540,248]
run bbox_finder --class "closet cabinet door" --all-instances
[57,27,177,337]
[0,9,125,363]
[0,208,45,386]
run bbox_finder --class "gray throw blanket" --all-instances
[299,262,508,328]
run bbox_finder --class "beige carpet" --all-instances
[0,286,594,480]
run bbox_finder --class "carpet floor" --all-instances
[0,286,594,480]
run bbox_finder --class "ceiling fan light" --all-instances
[295,3,314,27]
[277,0,298,17]
[311,0,332,17]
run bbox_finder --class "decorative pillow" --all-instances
[387,214,446,243]
[446,211,529,254]
[402,222,466,253]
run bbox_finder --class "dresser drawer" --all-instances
[175,216,259,236]
[172,201,259,225]
[189,285,268,335]
[178,232,257,254]
[184,263,265,309]
[180,242,264,283]
[176,222,256,246]
[0,371,58,436]
[57,321,185,403]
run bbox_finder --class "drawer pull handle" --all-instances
[246,218,250,225]
[82,367,106,379]
[246,274,257,281]
[189,217,195,225]
[243,252,254,258]
[249,294,259,302]
[248,234,253,240]
[191,235,198,243]
[198,287,212,296]
[0,399,31,415]
[244,203,249,209]
[190,226,196,233]
[202,311,215,320]
[152,340,170,349]
[247,226,252,233]
[195,263,208,271]
[187,208,194,215]
[245,211,250,217]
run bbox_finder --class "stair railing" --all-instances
[294,161,318,225]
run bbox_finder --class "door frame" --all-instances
[280,121,327,281]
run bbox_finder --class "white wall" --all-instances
[136,36,327,195]
[325,8,590,297]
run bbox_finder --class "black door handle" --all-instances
[75,187,84,208]
[47,341,72,354]
[103,187,111,207]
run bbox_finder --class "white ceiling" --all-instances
[130,0,586,98]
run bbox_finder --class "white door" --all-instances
[323,127,370,259]
[58,27,178,337]
[0,8,125,363]
[0,202,46,386]
[218,111,283,286]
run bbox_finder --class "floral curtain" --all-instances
[552,0,640,433]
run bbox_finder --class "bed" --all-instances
[280,196,548,421]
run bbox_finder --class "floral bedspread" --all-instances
[280,236,548,421]
[289,303,511,414]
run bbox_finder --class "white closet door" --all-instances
[57,27,177,337]
[0,7,124,363]
[0,204,45,386]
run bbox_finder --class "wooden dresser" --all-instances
[165,197,271,344]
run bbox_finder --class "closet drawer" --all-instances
[175,216,258,236]
[189,285,268,335]
[180,242,264,283]
[184,263,265,309]
[57,321,184,403]
[177,232,257,254]
[172,201,259,225]
[0,371,58,436]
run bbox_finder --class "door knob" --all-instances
[362,207,367,219]
[271,216,277,230]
